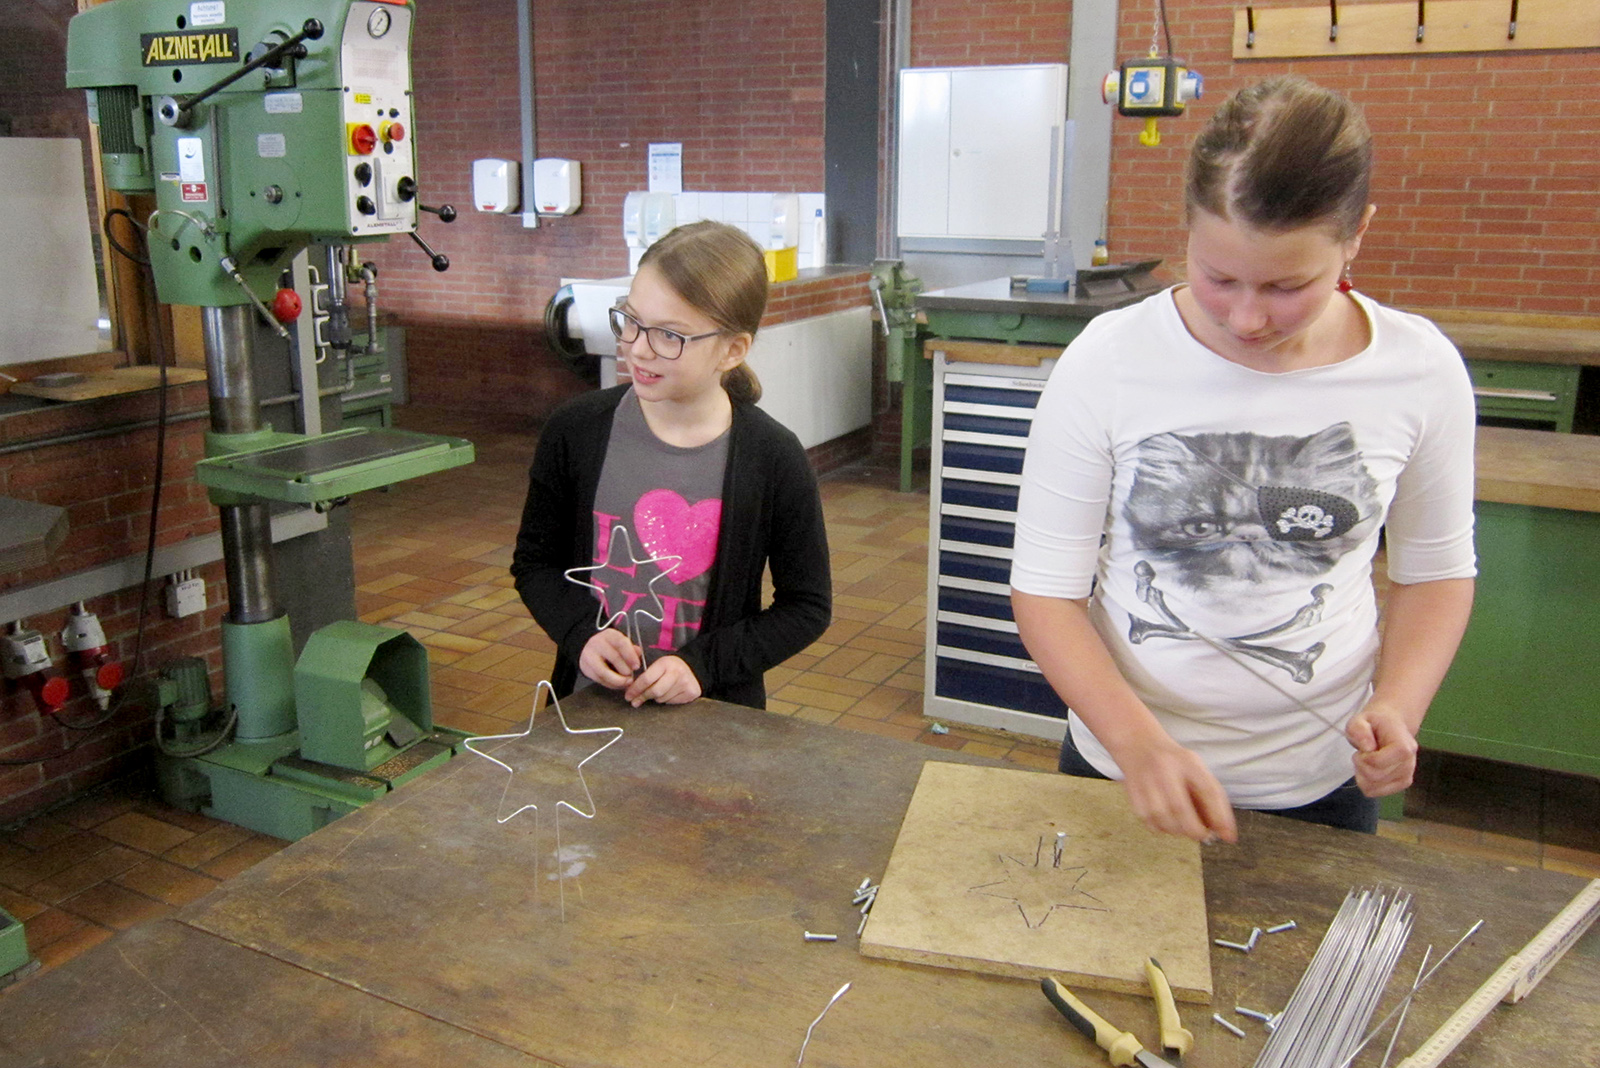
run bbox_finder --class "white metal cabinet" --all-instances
[896,64,1069,242]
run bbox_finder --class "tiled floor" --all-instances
[3,405,1596,987]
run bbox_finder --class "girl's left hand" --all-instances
[1346,701,1420,797]
[624,655,703,707]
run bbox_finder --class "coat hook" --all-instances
[1329,0,1339,42]
[1508,0,1518,39]
[1246,5,1255,48]
[1416,0,1426,43]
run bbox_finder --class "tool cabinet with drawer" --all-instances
[924,360,1071,741]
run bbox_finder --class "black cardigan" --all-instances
[511,385,832,708]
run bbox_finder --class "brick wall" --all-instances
[0,389,225,826]
[363,0,829,419]
[1103,0,1599,314]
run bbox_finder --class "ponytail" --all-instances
[722,362,762,405]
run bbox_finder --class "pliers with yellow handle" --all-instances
[1041,958,1195,1067]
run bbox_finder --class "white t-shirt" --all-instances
[1010,287,1477,808]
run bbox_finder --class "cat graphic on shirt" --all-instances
[1123,423,1380,594]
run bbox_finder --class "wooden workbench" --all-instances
[1418,427,1600,777]
[3,689,1596,1066]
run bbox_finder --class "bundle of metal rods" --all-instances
[1253,888,1414,1068]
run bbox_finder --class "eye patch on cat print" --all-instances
[1125,424,1378,556]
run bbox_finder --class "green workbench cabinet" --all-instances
[1465,358,1580,433]
[1423,500,1600,777]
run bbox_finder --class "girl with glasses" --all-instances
[512,221,831,709]
[1011,77,1477,841]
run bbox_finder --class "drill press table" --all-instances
[4,689,1597,1066]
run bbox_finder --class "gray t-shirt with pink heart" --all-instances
[588,388,728,663]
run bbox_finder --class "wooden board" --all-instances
[1475,426,1600,514]
[860,761,1213,1002]
[1233,0,1599,59]
[11,365,206,401]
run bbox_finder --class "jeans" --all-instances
[1057,728,1379,834]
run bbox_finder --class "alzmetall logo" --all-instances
[140,29,240,66]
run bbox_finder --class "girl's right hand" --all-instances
[1118,740,1237,844]
[578,629,643,691]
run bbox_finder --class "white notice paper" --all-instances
[647,143,682,195]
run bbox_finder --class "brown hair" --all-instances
[638,220,768,405]
[1185,76,1373,240]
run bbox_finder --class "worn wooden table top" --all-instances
[1475,425,1600,514]
[4,689,1597,1067]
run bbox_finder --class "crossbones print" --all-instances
[1127,561,1332,683]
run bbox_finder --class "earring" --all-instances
[1337,262,1354,293]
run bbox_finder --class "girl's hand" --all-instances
[1118,740,1238,844]
[1346,701,1419,797]
[579,629,642,690]
[624,655,702,707]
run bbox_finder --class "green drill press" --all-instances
[66,0,476,840]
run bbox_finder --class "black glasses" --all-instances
[608,306,722,360]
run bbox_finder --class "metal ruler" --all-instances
[1394,878,1600,1068]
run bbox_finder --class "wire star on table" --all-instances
[462,680,624,824]
[563,523,683,651]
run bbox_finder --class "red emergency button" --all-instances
[349,123,378,155]
[382,121,406,143]
[271,288,303,324]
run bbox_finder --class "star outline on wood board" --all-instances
[462,680,625,825]
[968,834,1110,929]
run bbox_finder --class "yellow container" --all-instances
[763,246,799,283]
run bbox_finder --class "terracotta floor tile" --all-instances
[792,706,842,726]
[133,802,228,835]
[771,685,857,714]
[33,920,113,970]
[201,835,290,880]
[93,812,195,855]
[434,707,527,736]
[791,672,875,699]
[471,615,535,642]
[21,906,86,951]
[60,882,173,930]
[844,653,910,686]
[0,885,46,922]
[162,825,254,869]
[0,833,116,892]
[28,846,146,905]
[52,792,141,831]
[832,715,920,743]
[1003,748,1059,772]
[419,631,491,655]
[116,857,224,906]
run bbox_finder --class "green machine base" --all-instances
[157,621,473,842]
[156,727,467,842]
[0,907,31,983]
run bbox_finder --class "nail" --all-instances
[1267,920,1297,934]
[857,877,872,892]
[857,913,868,936]
[1213,1014,1247,1038]
[1236,1006,1273,1021]
[1214,939,1251,952]
[1247,926,1262,949]
[803,931,838,942]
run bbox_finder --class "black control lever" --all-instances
[395,177,457,224]
[159,19,323,127]
[408,231,450,272]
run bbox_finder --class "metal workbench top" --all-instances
[917,275,1163,319]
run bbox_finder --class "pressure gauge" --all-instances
[367,7,391,38]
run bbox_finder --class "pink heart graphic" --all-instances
[634,490,722,584]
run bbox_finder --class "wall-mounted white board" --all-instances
[0,138,106,366]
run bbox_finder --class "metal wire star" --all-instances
[462,680,624,824]
[563,523,683,654]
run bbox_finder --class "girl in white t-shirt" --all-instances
[1011,77,1477,841]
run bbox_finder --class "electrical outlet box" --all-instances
[166,576,207,619]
